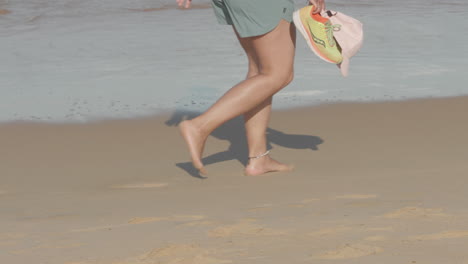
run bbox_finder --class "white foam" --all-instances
[278,90,326,97]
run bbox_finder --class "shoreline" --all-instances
[1,94,466,125]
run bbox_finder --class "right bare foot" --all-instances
[244,155,294,176]
[179,120,207,175]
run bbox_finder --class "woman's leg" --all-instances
[236,32,292,176]
[180,19,296,174]
[241,23,296,176]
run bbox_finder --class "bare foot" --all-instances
[244,155,294,176]
[179,120,208,175]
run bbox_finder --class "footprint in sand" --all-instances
[381,206,450,219]
[139,244,232,264]
[209,218,287,238]
[409,230,468,241]
[72,215,206,232]
[170,215,206,222]
[0,233,27,246]
[313,243,383,260]
[181,220,217,227]
[111,182,168,189]
[365,226,394,232]
[129,215,206,225]
[66,244,232,264]
[301,198,320,204]
[37,242,83,249]
[247,204,273,212]
[287,198,320,208]
[308,226,353,238]
[128,217,166,224]
[333,194,378,200]
[0,233,27,240]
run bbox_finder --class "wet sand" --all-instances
[1,96,468,263]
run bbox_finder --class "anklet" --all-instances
[248,150,270,160]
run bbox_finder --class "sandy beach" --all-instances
[1,96,468,264]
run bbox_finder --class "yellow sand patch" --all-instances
[410,230,468,241]
[289,204,306,208]
[314,243,383,260]
[73,215,207,232]
[247,206,273,212]
[382,207,449,218]
[137,244,232,264]
[364,236,387,241]
[171,215,206,221]
[67,244,232,264]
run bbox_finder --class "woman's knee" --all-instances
[275,69,294,88]
[261,68,293,86]
[247,62,260,78]
[283,70,294,87]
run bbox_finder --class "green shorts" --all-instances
[211,0,295,38]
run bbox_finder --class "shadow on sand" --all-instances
[165,110,323,178]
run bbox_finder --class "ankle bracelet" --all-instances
[248,150,270,160]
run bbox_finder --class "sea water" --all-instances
[1,0,467,123]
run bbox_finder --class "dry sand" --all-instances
[1,96,468,264]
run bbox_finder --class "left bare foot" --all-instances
[244,155,293,176]
[179,120,208,175]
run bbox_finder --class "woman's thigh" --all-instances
[249,19,296,79]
